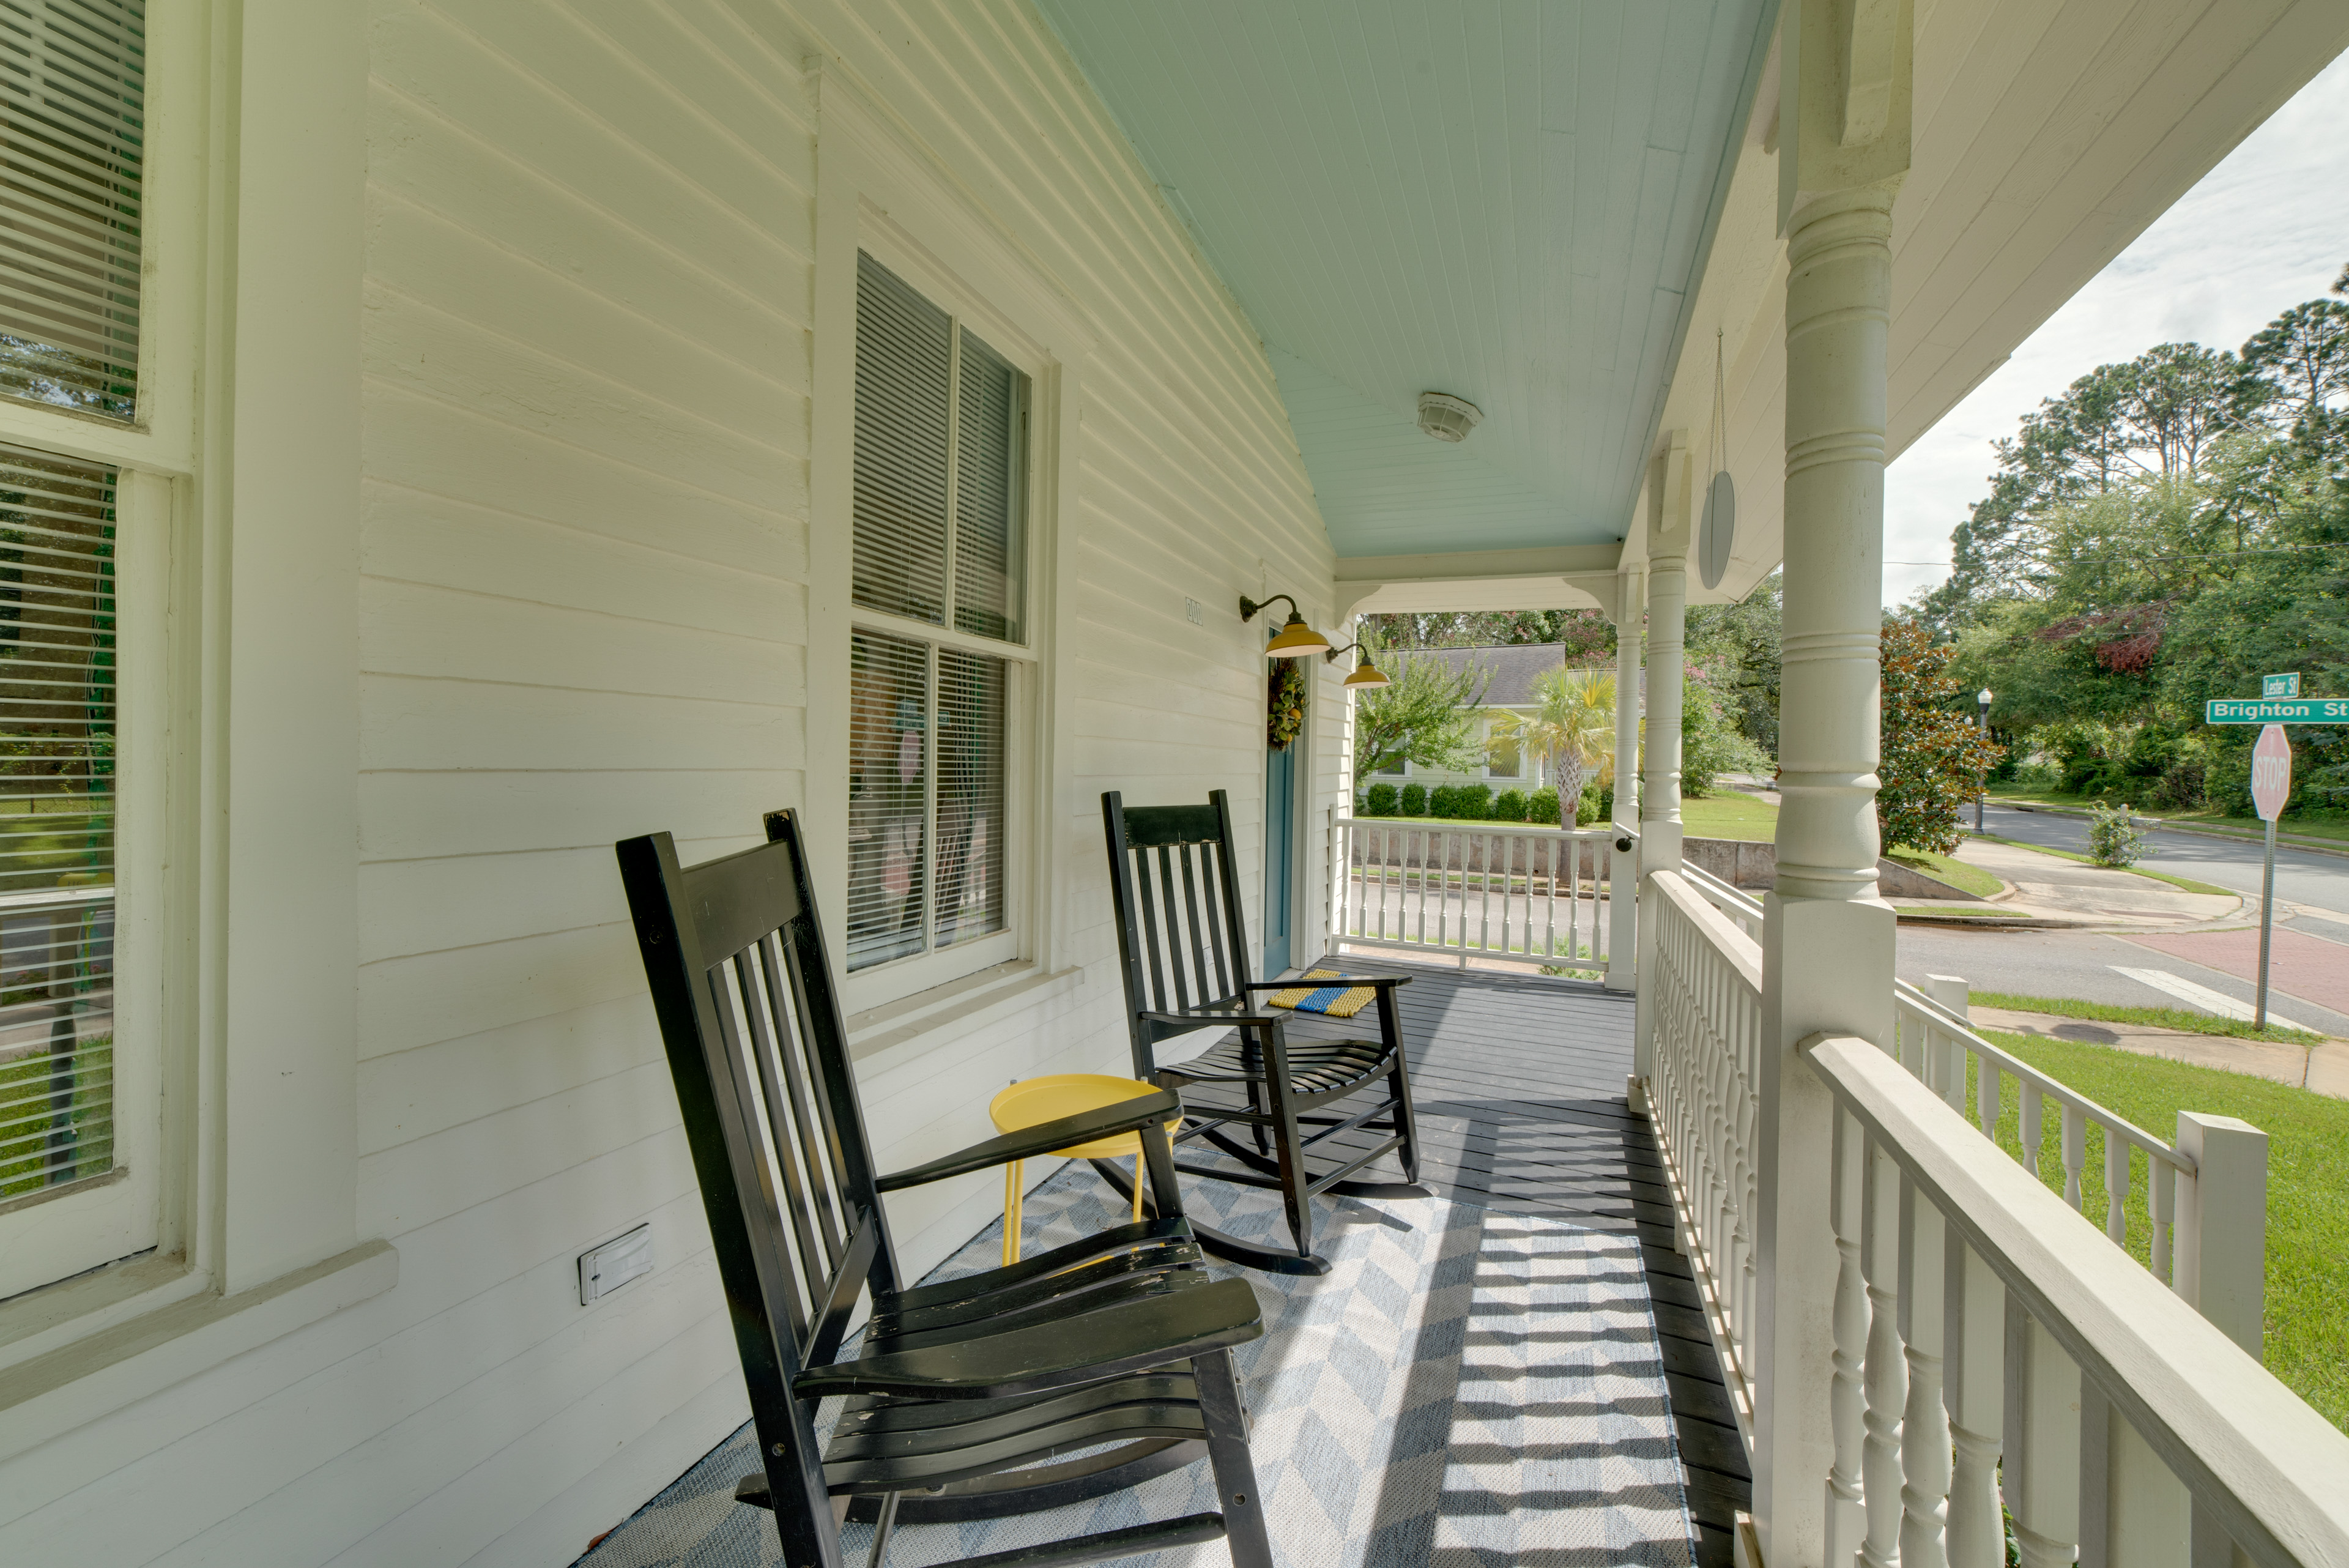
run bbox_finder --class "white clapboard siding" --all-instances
[0,1,1341,1562]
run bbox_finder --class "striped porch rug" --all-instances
[573,1166,1695,1567]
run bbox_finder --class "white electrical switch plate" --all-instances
[579,1224,653,1304]
[1185,597,1204,625]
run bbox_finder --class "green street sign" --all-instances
[2206,697,2348,724]
[2263,672,2300,698]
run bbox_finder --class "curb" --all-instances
[1894,910,2087,931]
[1996,801,2349,861]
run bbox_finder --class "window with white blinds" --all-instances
[0,0,146,422]
[847,253,1025,976]
[0,439,116,1200]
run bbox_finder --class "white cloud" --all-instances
[1883,50,2349,608]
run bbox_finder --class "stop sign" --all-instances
[2251,723,2293,822]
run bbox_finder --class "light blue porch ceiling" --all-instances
[1037,1,1775,559]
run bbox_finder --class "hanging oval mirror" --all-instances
[1697,328,1735,590]
[1699,469,1734,589]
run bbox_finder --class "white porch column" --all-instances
[1753,4,1913,1565]
[1639,439,1690,880]
[1606,564,1643,993]
[1632,441,1689,1089]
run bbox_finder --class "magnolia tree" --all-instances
[1878,619,2005,854]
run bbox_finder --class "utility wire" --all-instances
[1890,541,2349,568]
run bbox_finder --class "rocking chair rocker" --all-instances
[1100,789,1426,1275]
[617,809,1272,1567]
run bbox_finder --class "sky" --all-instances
[1882,50,2349,608]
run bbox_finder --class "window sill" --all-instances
[0,1238,397,1463]
[846,959,1085,1070]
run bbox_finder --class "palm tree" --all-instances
[1493,669,1617,827]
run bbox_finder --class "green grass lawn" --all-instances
[1885,847,2003,897]
[1679,791,1779,841]
[1969,989,2323,1045]
[1973,1031,2348,1432]
[1969,832,2237,897]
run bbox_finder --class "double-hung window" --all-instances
[845,252,1030,989]
[0,0,152,1295]
[1484,723,1521,781]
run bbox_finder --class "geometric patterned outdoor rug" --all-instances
[572,1162,1695,1567]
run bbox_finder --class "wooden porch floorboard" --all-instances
[1178,954,1750,1567]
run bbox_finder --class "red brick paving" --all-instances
[2123,928,2349,1017]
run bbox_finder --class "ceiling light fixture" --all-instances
[1417,390,1483,442]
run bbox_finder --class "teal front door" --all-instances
[1263,739,1294,976]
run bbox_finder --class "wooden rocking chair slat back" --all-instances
[1102,790,1250,1075]
[615,812,902,1553]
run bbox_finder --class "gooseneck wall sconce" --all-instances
[1322,642,1390,689]
[1238,593,1332,657]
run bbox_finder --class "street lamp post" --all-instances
[1975,688,1994,833]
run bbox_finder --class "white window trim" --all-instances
[807,66,1094,1027]
[0,4,392,1441]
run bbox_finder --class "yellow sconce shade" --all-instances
[1324,642,1389,688]
[1239,593,1331,658]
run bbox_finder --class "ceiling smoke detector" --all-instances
[1416,391,1483,442]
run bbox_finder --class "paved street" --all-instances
[1894,806,2349,1036]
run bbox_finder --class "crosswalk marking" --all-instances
[2109,966,2312,1034]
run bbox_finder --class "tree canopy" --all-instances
[1910,263,2349,820]
[1349,647,1492,779]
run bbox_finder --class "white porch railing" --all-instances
[1891,977,2205,1284]
[1677,861,2210,1287]
[1641,867,2347,1566]
[1681,859,1762,938]
[1806,1036,2347,1568]
[1646,869,1762,1443]
[1328,816,1630,976]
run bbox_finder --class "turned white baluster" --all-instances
[1859,1136,1908,1568]
[2005,1308,2081,1568]
[1824,1109,1869,1564]
[2104,1134,2130,1246]
[1899,1173,1951,1568]
[2061,1104,2086,1211]
[2019,1082,2043,1178]
[1943,1235,2004,1568]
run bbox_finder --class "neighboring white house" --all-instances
[1360,643,1642,796]
[1,2,2342,1564]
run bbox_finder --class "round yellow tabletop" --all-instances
[988,1073,1180,1265]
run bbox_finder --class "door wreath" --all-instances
[1267,658,1306,750]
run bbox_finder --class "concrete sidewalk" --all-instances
[1973,1005,2349,1100]
[1953,837,2241,927]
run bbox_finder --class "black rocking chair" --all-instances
[1100,789,1425,1276]
[617,809,1272,1568]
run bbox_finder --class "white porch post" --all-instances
[1606,564,1643,993]
[1632,441,1689,1091]
[1639,439,1689,881]
[1754,3,1913,1564]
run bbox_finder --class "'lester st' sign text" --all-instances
[2205,697,2349,724]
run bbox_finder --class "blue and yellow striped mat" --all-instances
[1265,968,1376,1018]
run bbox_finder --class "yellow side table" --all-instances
[988,1074,1181,1265]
